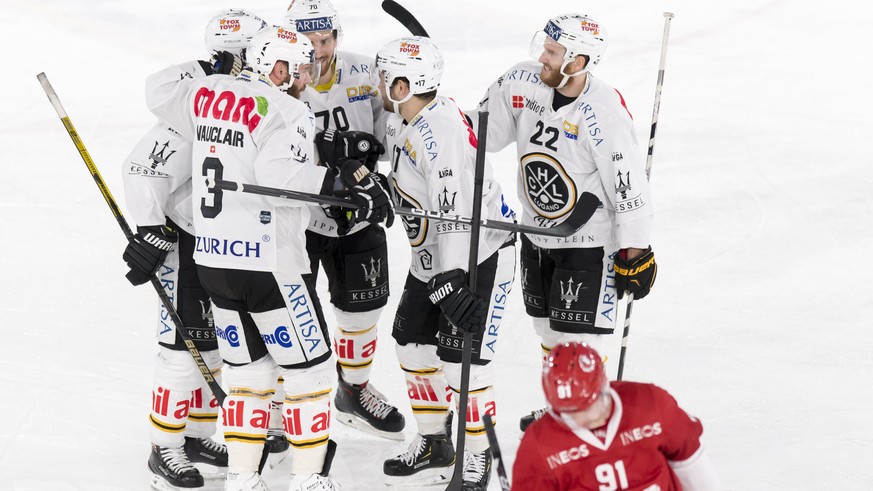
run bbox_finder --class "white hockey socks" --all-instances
[150,349,222,447]
[397,343,451,435]
[222,358,276,473]
[446,363,496,454]
[281,362,334,475]
[333,308,382,385]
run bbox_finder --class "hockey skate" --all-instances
[148,443,204,490]
[224,471,269,491]
[335,374,405,440]
[461,449,493,490]
[289,439,340,491]
[519,408,547,432]
[383,413,455,487]
[184,436,229,467]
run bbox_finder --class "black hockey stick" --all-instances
[381,0,429,37]
[208,178,599,238]
[37,72,226,405]
[617,12,674,381]
[446,111,488,490]
[483,414,510,491]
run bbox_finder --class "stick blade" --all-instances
[381,0,430,37]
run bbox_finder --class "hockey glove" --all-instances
[322,204,355,236]
[315,129,385,172]
[614,246,657,300]
[427,269,487,335]
[335,158,395,228]
[123,225,178,286]
[212,50,243,76]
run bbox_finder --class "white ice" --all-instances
[2,0,871,490]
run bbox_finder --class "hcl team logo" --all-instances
[362,257,382,288]
[559,277,584,308]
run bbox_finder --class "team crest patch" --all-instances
[520,152,577,219]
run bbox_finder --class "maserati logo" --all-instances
[149,140,176,169]
[616,170,631,200]
[199,300,214,328]
[438,187,457,211]
[362,257,382,287]
[559,277,584,309]
[521,266,529,290]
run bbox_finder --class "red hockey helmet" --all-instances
[542,342,608,413]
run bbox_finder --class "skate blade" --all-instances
[384,466,452,488]
[335,411,405,441]
[150,474,202,491]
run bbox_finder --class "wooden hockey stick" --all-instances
[617,12,674,381]
[208,178,599,238]
[37,72,227,405]
[381,0,430,37]
[483,414,510,491]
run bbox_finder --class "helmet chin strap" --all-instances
[555,59,588,89]
[386,82,414,115]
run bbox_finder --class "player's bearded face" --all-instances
[538,38,568,88]
[305,31,337,79]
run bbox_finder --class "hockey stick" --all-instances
[37,72,227,405]
[381,0,430,37]
[446,111,488,491]
[482,414,510,491]
[616,12,674,381]
[208,178,599,238]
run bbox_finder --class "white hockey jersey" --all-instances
[386,96,513,282]
[146,66,328,274]
[122,123,195,234]
[298,51,389,237]
[473,61,653,250]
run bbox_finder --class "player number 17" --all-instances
[595,460,629,491]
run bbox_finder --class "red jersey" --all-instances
[512,382,704,491]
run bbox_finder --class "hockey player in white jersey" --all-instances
[121,9,266,490]
[375,36,517,490]
[282,0,405,441]
[471,14,658,431]
[145,25,393,491]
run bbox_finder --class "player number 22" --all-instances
[595,460,629,491]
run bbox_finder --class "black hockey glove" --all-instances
[212,50,243,76]
[614,246,657,300]
[335,158,395,228]
[427,269,486,335]
[322,204,355,236]
[315,129,385,172]
[123,225,178,286]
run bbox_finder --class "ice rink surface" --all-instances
[2,0,871,489]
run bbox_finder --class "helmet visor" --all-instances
[530,30,567,64]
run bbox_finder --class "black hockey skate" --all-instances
[519,408,547,432]
[383,414,455,486]
[265,427,290,454]
[183,436,228,467]
[148,443,204,490]
[461,449,493,490]
[335,374,405,440]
